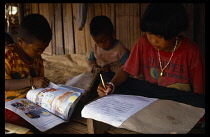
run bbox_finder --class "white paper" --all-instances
[65,72,94,92]
[81,94,158,127]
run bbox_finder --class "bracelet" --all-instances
[106,82,115,94]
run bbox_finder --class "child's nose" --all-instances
[97,43,104,47]
[150,37,158,44]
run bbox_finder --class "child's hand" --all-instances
[97,83,113,97]
[32,77,50,88]
[101,65,111,72]
[93,65,101,75]
[93,67,101,75]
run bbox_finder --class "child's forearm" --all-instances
[110,68,130,87]
[5,79,31,91]
[88,60,100,72]
[88,60,97,68]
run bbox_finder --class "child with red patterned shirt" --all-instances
[97,4,205,108]
[5,14,52,128]
[97,4,205,131]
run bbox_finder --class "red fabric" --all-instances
[5,109,28,127]
[124,34,205,94]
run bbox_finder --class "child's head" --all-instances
[18,14,52,58]
[140,3,188,40]
[90,16,115,50]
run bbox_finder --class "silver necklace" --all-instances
[158,37,178,76]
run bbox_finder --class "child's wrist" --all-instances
[106,82,115,94]
[92,65,101,73]
[28,77,34,88]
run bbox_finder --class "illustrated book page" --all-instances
[26,82,83,120]
[5,82,84,132]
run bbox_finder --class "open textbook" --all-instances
[81,94,205,134]
[5,82,84,132]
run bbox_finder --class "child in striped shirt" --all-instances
[5,14,52,128]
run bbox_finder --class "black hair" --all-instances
[18,14,52,44]
[90,16,114,37]
[5,32,14,46]
[140,3,188,40]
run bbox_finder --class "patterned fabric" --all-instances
[5,44,44,102]
[5,109,28,127]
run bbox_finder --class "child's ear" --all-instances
[17,38,24,46]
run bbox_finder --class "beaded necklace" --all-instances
[158,37,178,76]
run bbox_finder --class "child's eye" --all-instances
[96,40,108,45]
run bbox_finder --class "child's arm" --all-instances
[97,68,130,97]
[5,77,50,90]
[87,51,101,73]
[88,60,101,74]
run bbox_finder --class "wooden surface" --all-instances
[6,99,204,134]
[62,3,74,54]
[22,3,205,56]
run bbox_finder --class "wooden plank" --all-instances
[116,3,125,48]
[94,3,102,16]
[87,119,111,134]
[72,3,87,54]
[54,3,64,55]
[84,3,95,56]
[31,3,39,14]
[107,126,140,134]
[24,3,32,15]
[130,3,140,50]
[116,3,140,51]
[39,3,54,55]
[140,3,150,37]
[62,3,75,54]
[44,121,88,134]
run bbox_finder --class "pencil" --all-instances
[100,74,106,90]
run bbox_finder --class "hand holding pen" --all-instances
[97,74,114,97]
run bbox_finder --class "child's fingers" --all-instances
[97,90,106,97]
[97,84,108,97]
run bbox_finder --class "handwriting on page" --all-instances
[94,98,134,120]
[82,94,158,127]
